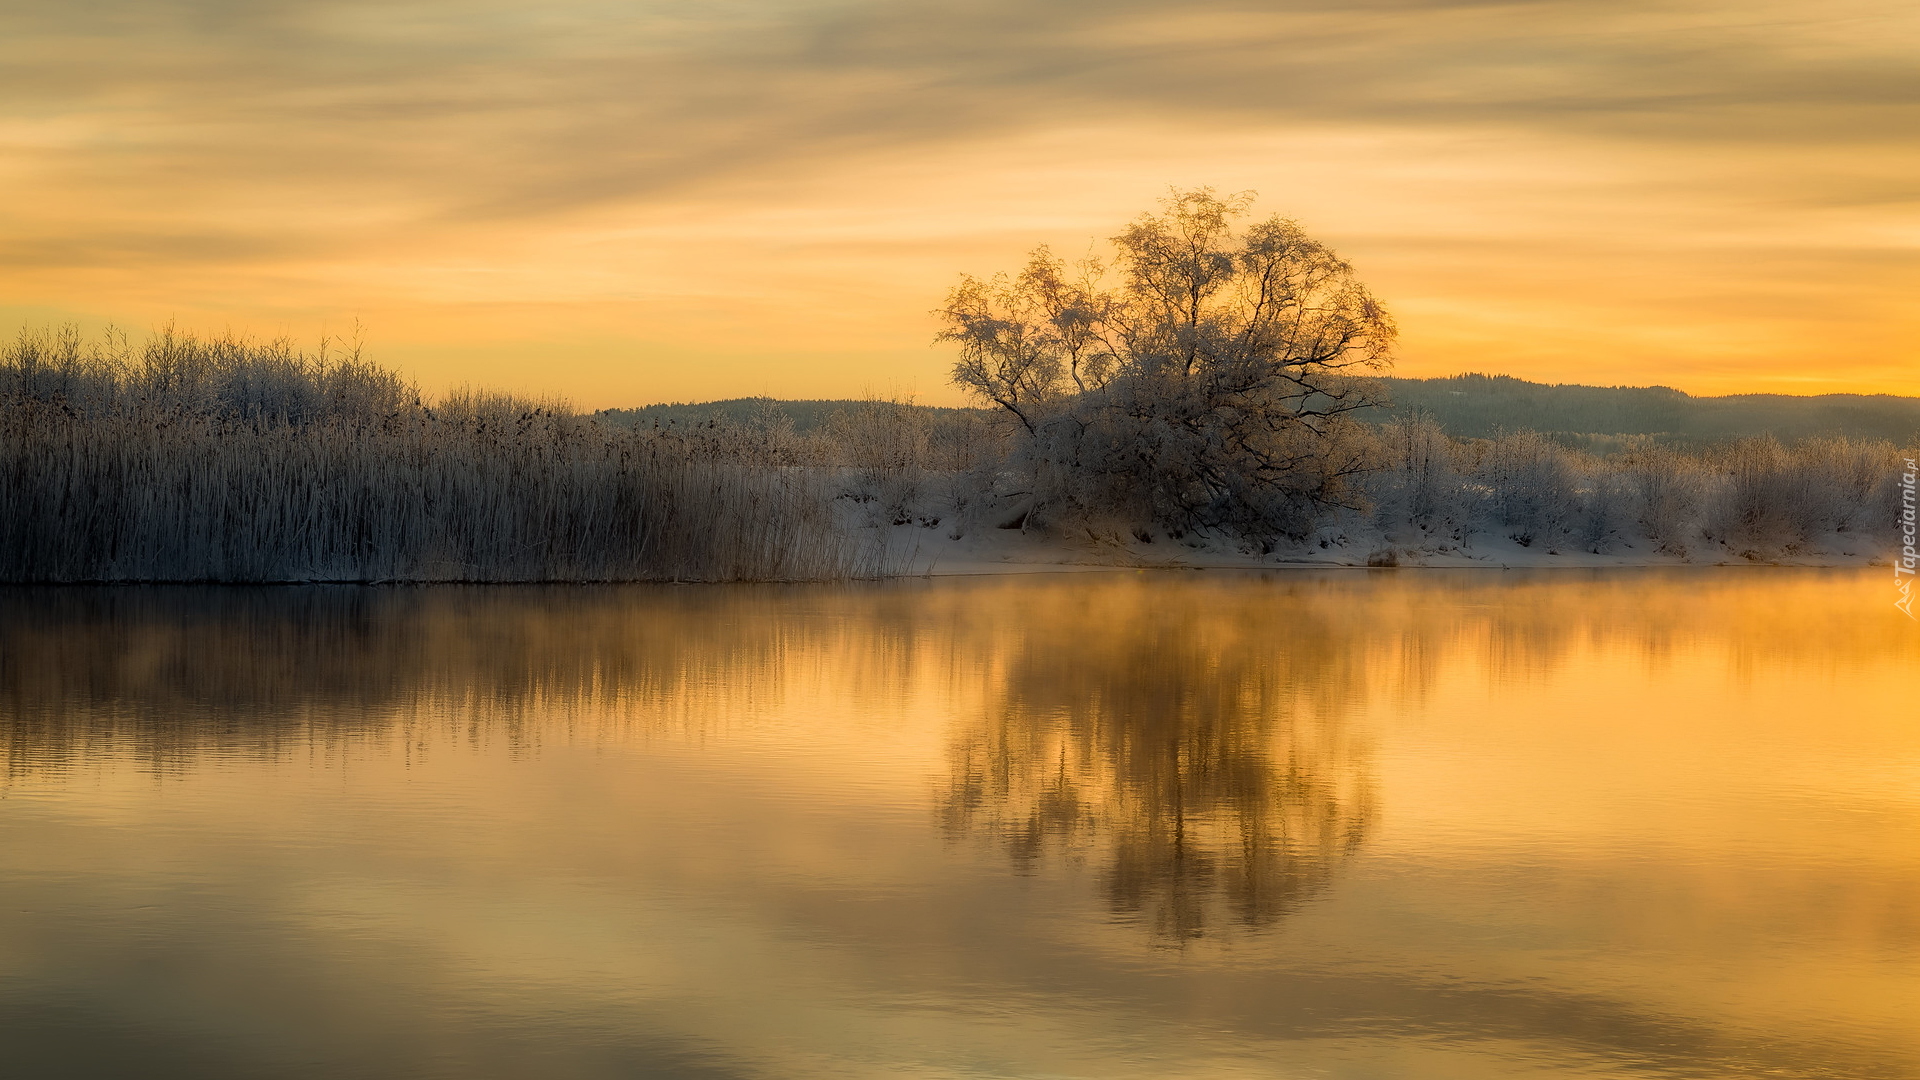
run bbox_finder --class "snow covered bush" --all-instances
[1474,431,1579,547]
[1703,435,1897,555]
[1367,414,1466,544]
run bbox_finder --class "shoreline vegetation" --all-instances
[1,186,1906,586]
[0,326,878,584]
[0,323,1906,585]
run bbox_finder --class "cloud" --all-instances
[2,0,1914,400]
[7,0,1916,224]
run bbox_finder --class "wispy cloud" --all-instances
[3,0,1915,402]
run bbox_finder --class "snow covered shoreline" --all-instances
[880,521,1889,577]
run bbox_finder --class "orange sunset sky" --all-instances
[3,0,1915,409]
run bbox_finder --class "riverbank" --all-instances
[885,519,1889,576]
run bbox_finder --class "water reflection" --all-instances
[7,569,1906,760]
[6,572,1910,943]
[2,572,1918,1080]
[939,586,1376,941]
[0,584,807,773]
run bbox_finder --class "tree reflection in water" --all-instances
[938,583,1378,942]
[12,571,1877,944]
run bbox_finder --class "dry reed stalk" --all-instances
[1,328,888,583]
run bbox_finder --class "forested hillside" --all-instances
[1376,375,1920,445]
[606,376,1920,446]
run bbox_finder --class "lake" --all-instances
[2,570,1916,1079]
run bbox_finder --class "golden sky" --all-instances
[3,0,1916,407]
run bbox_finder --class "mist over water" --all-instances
[2,571,1916,1079]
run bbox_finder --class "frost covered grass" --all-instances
[630,401,1909,570]
[1359,415,1905,563]
[0,327,876,583]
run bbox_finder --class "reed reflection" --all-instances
[939,583,1379,941]
[0,585,810,775]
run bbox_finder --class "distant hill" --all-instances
[599,377,1920,446]
[596,398,982,433]
[1378,374,1920,445]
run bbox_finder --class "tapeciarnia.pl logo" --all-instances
[1898,457,1917,619]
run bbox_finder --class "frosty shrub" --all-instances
[1368,414,1462,537]
[918,409,1014,539]
[1703,435,1896,555]
[1476,431,1578,547]
[1793,436,1896,535]
[822,398,931,525]
[1575,465,1633,554]
[1706,437,1811,554]
[1618,441,1706,555]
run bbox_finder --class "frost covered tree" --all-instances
[938,189,1394,541]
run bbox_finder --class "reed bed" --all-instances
[1,327,871,583]
[1365,415,1906,559]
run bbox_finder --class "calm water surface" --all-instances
[1,570,1916,1079]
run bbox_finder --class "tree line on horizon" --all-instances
[606,371,1920,451]
[605,375,1920,445]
